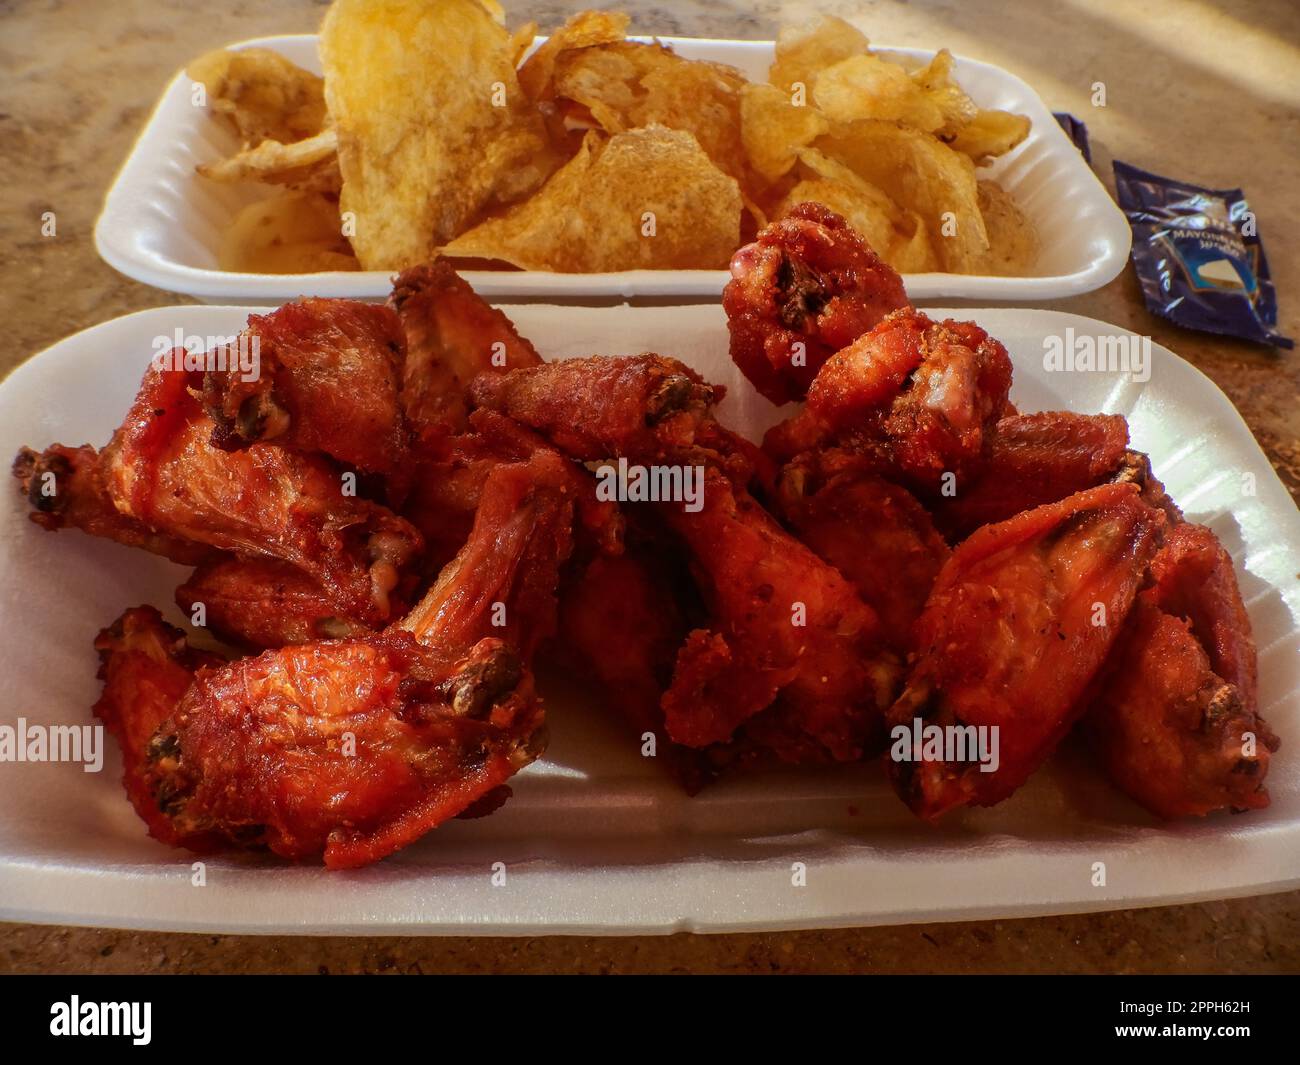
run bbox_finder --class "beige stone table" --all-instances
[0,0,1296,974]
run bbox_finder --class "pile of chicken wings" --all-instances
[13,204,1279,867]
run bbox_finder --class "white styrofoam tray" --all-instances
[1,304,1296,934]
[95,34,1131,304]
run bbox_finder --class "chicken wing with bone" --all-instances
[1087,522,1278,817]
[658,468,900,762]
[558,545,722,794]
[12,442,216,565]
[93,606,229,853]
[198,297,410,483]
[763,306,1014,498]
[771,461,950,654]
[124,358,418,626]
[723,201,909,404]
[15,348,423,634]
[926,411,1132,542]
[886,483,1165,819]
[174,557,371,649]
[391,259,544,445]
[94,451,573,868]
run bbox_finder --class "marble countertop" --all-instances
[1,0,1296,974]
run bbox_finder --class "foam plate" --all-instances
[95,35,1131,304]
[1,305,1295,933]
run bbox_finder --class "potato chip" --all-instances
[553,42,751,191]
[199,128,341,194]
[740,82,830,183]
[818,120,989,272]
[554,45,644,131]
[321,0,558,270]
[776,179,899,258]
[441,126,741,271]
[788,148,939,270]
[517,9,630,101]
[890,212,941,273]
[910,50,978,137]
[218,191,359,274]
[796,148,898,210]
[769,15,870,94]
[812,53,944,130]
[949,109,1031,163]
[187,47,328,147]
[977,180,1038,274]
[908,51,1029,163]
[508,20,539,67]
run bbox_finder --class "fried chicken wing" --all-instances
[930,412,1131,541]
[559,548,718,793]
[102,361,422,626]
[92,606,226,850]
[108,452,573,868]
[1088,603,1275,819]
[1149,523,1257,707]
[12,443,214,565]
[175,557,372,650]
[887,483,1165,819]
[153,628,543,868]
[660,469,899,761]
[391,259,542,442]
[1088,524,1277,817]
[200,299,409,480]
[764,309,1013,496]
[774,464,949,652]
[723,202,908,404]
[400,450,576,662]
[469,354,719,462]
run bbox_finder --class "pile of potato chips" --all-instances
[191,2,1038,275]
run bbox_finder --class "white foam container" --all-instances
[1,304,1297,934]
[95,35,1131,304]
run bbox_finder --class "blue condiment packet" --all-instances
[1053,112,1091,165]
[1113,161,1292,349]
